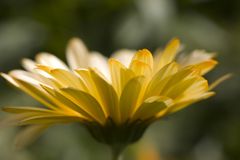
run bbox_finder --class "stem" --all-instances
[111,150,120,160]
[110,145,124,160]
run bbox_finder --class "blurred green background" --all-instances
[0,0,239,160]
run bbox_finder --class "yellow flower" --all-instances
[1,38,223,151]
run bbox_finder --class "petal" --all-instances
[130,60,152,77]
[19,115,82,125]
[163,76,208,100]
[21,58,37,72]
[5,77,58,110]
[145,62,179,98]
[9,70,55,87]
[3,106,84,126]
[1,73,19,87]
[35,53,69,70]
[160,68,201,96]
[130,49,153,69]
[109,58,134,96]
[2,73,68,112]
[41,85,92,120]
[192,60,218,75]
[168,92,215,113]
[88,51,110,80]
[21,59,54,78]
[119,76,143,123]
[209,73,232,90]
[111,49,135,67]
[37,66,87,90]
[66,38,89,69]
[89,69,119,123]
[10,70,42,85]
[132,96,173,120]
[47,69,86,89]
[2,106,55,114]
[0,114,29,128]
[157,38,180,70]
[74,69,98,95]
[9,72,68,109]
[179,50,216,66]
[60,87,106,125]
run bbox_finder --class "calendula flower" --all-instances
[1,38,226,159]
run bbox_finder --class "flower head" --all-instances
[1,38,220,149]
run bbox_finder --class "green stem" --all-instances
[111,150,120,160]
[111,145,124,160]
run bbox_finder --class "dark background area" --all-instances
[0,0,239,160]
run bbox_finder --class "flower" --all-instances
[1,38,222,151]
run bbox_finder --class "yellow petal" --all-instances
[160,68,201,95]
[3,108,81,125]
[9,76,72,114]
[75,69,103,94]
[10,78,58,110]
[74,69,104,106]
[19,115,81,125]
[119,76,143,123]
[2,106,54,114]
[145,62,179,98]
[37,66,87,90]
[41,85,92,120]
[1,73,19,87]
[157,38,180,70]
[209,73,232,90]
[193,60,218,75]
[163,76,208,99]
[50,69,87,89]
[66,38,89,69]
[168,92,215,113]
[10,76,75,113]
[89,69,119,123]
[0,114,32,128]
[130,49,153,68]
[88,52,110,80]
[130,60,152,77]
[60,88,106,125]
[35,53,69,70]
[132,96,173,121]
[22,58,58,83]
[109,58,134,96]
[21,58,37,72]
[179,50,216,66]
[111,49,135,67]
[9,70,55,87]
[172,76,210,105]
